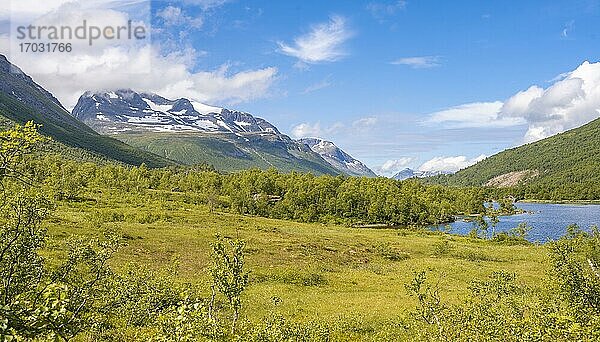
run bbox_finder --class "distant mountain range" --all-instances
[4,53,599,193]
[392,168,452,180]
[0,54,377,176]
[71,89,375,176]
[72,89,280,136]
[0,54,478,180]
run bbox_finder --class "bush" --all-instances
[238,315,330,342]
[253,270,328,287]
[432,239,453,256]
[375,243,410,261]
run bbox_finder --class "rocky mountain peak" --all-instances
[299,138,376,177]
[72,89,279,135]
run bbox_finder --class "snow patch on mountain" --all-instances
[142,98,172,113]
[299,138,376,177]
[72,89,280,135]
[191,101,222,115]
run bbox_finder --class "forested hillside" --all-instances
[28,153,487,227]
[428,117,600,200]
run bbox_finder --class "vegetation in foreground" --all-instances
[1,123,599,340]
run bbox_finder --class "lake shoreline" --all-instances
[519,199,600,205]
[430,202,600,242]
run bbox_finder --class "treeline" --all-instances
[432,173,600,201]
[26,155,489,227]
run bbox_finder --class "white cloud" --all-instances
[500,86,544,118]
[561,20,574,38]
[290,122,344,139]
[426,101,525,128]
[367,1,407,19]
[391,56,441,69]
[548,72,569,83]
[291,116,378,140]
[3,0,140,20]
[378,158,414,175]
[291,123,321,138]
[419,155,486,173]
[278,15,352,64]
[157,6,203,28]
[301,78,331,94]
[2,44,278,108]
[181,0,231,10]
[352,116,378,128]
[499,60,600,142]
[428,61,600,143]
[0,1,277,108]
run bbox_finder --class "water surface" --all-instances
[431,202,600,243]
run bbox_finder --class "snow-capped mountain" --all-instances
[392,168,452,180]
[299,138,376,177]
[72,89,280,135]
[70,89,374,177]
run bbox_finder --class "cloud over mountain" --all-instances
[500,61,600,142]
[0,0,277,109]
[419,155,486,173]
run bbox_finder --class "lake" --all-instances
[431,202,600,243]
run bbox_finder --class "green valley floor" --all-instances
[43,189,547,325]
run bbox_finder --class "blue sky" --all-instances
[2,0,600,175]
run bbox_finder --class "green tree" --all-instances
[0,121,45,184]
[210,236,249,335]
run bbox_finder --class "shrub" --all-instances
[375,243,410,261]
[432,239,453,256]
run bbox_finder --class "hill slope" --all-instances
[117,132,341,175]
[429,117,600,198]
[0,55,173,167]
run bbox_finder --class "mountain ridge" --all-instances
[72,89,281,136]
[299,138,376,177]
[427,117,600,198]
[72,89,354,175]
[392,168,452,180]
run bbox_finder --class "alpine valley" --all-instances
[3,2,600,341]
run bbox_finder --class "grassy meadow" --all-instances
[43,188,548,327]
